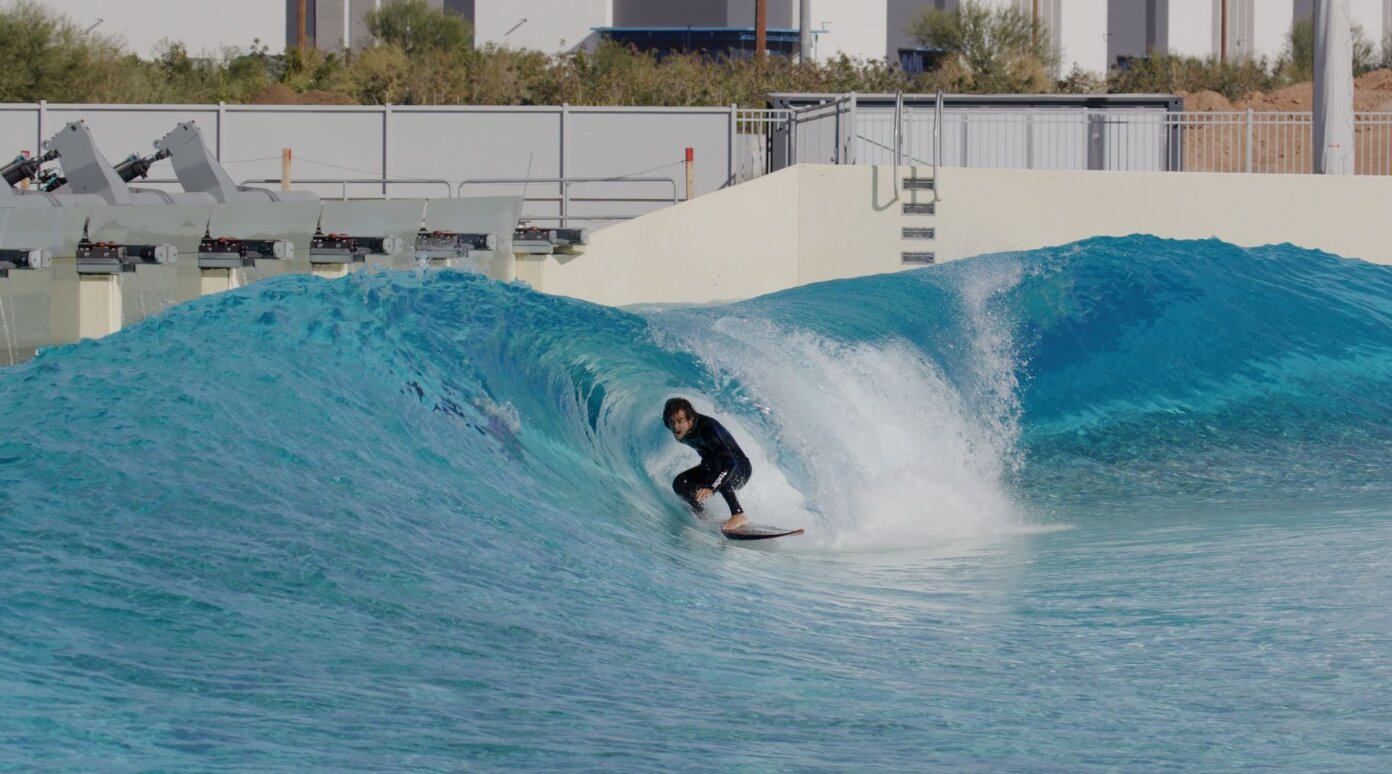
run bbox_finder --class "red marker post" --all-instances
[685,146,694,201]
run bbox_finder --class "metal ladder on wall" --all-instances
[899,174,937,265]
[894,91,943,266]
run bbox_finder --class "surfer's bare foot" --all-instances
[722,513,749,533]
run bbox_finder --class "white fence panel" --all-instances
[566,108,729,221]
[221,106,385,200]
[0,105,38,160]
[1102,111,1168,172]
[792,100,848,165]
[393,106,563,221]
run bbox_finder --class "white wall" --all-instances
[473,0,611,53]
[517,167,802,305]
[1166,0,1215,58]
[526,163,1392,306]
[1057,0,1108,74]
[37,0,284,58]
[932,165,1392,267]
[1251,2,1293,62]
[807,0,888,62]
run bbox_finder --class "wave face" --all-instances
[3,237,1391,770]
[1009,237,1392,506]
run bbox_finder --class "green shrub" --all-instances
[1106,52,1279,100]
[907,0,1057,93]
[1,0,1382,108]
[365,0,471,56]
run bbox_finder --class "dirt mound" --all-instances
[1352,69,1392,111]
[1236,82,1313,111]
[1180,90,1234,111]
[1182,70,1392,112]
[251,84,357,106]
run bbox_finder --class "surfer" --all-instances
[663,397,752,534]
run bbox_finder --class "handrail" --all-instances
[458,176,680,228]
[933,90,943,203]
[893,91,903,167]
[240,177,454,200]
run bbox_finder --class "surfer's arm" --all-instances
[703,421,741,489]
[685,417,739,498]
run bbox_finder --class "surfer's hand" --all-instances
[695,488,713,503]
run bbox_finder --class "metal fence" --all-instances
[789,97,855,165]
[4,99,1390,231]
[776,94,1392,176]
[0,102,747,228]
[1173,111,1392,175]
[734,108,791,182]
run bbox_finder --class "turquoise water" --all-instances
[2,236,1390,770]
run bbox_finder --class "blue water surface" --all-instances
[2,236,1390,771]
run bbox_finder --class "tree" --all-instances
[907,0,1057,93]
[1281,15,1376,82]
[364,0,472,56]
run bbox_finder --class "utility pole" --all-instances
[756,0,767,59]
[1220,0,1228,62]
[799,0,812,62]
[1032,0,1039,49]
[297,0,307,52]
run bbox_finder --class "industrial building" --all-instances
[290,0,1392,75]
[28,1,1392,75]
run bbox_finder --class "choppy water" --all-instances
[2,236,1390,771]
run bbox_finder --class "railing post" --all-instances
[728,102,737,186]
[1169,111,1184,171]
[382,103,392,198]
[894,90,903,167]
[36,99,45,155]
[560,103,569,227]
[934,89,943,202]
[789,107,798,167]
[1245,108,1254,173]
[1024,112,1036,169]
[833,99,841,163]
[216,101,225,161]
[848,91,858,164]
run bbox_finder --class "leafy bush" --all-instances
[907,0,1057,93]
[1276,15,1376,82]
[1106,52,1280,100]
[364,0,471,56]
[1,0,1381,107]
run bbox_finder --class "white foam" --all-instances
[652,264,1032,550]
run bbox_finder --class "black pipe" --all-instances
[114,148,172,183]
[1,149,58,186]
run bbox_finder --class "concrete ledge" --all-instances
[521,168,803,306]
[932,166,1392,267]
[525,164,1392,306]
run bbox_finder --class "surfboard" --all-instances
[722,523,805,541]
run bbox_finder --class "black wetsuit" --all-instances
[673,414,753,515]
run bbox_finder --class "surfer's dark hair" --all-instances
[663,397,697,428]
